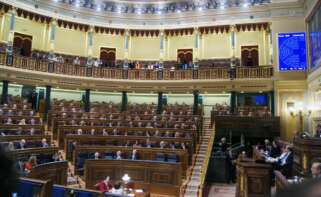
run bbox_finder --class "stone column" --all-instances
[121,91,128,112]
[193,90,199,115]
[44,85,51,121]
[6,8,16,65]
[1,80,9,104]
[84,89,91,112]
[157,92,163,114]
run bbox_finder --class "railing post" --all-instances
[48,62,55,73]
[229,67,236,80]
[86,66,93,77]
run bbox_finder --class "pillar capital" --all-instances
[230,25,236,32]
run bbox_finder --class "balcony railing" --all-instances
[0,53,274,80]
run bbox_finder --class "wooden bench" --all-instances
[72,145,189,177]
[64,135,194,163]
[85,159,181,196]
[58,125,198,148]
[27,161,68,185]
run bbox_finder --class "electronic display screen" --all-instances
[278,32,307,71]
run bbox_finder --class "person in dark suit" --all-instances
[218,137,228,153]
[0,146,18,196]
[266,145,293,178]
[17,139,26,150]
[311,160,321,179]
[270,140,281,157]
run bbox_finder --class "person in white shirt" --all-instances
[41,138,49,148]
[73,57,80,65]
[111,181,123,195]
[115,151,122,160]
[94,152,100,160]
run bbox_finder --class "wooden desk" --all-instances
[0,135,51,142]
[293,136,321,176]
[236,158,272,197]
[85,159,181,196]
[214,115,280,140]
[58,125,198,149]
[64,135,194,162]
[0,124,44,130]
[274,170,290,193]
[18,177,53,197]
[72,145,189,177]
[28,161,68,185]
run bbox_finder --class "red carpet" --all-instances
[208,184,235,197]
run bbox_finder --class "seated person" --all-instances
[24,155,37,173]
[29,128,35,135]
[218,137,228,153]
[76,129,82,135]
[94,152,100,160]
[129,149,139,160]
[266,145,293,178]
[29,118,36,125]
[95,176,113,193]
[115,151,122,160]
[18,119,26,125]
[17,139,26,149]
[111,181,123,195]
[6,142,15,151]
[41,138,49,148]
[311,159,321,179]
[270,140,281,157]
[52,151,64,161]
[5,118,13,124]
[315,124,321,138]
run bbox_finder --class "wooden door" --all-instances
[13,32,32,56]
[241,45,259,67]
[177,49,193,64]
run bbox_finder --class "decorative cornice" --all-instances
[2,0,304,29]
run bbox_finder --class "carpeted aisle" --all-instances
[208,184,235,197]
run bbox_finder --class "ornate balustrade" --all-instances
[1,53,274,80]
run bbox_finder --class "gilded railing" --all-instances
[198,124,215,197]
[0,53,274,80]
[236,66,273,78]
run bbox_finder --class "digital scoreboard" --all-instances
[278,32,307,71]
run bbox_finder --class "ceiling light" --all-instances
[75,1,80,8]
[198,6,203,11]
[96,5,101,11]
[243,3,249,8]
[137,9,142,15]
[157,10,162,15]
[176,9,181,13]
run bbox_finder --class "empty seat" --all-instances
[167,154,178,163]
[156,153,165,162]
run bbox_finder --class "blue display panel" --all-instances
[308,3,321,69]
[278,32,307,71]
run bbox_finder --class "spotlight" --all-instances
[117,6,122,13]
[157,10,162,15]
[176,9,181,13]
[75,1,80,8]
[243,3,249,8]
[137,9,142,15]
[198,6,203,11]
[96,5,101,11]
